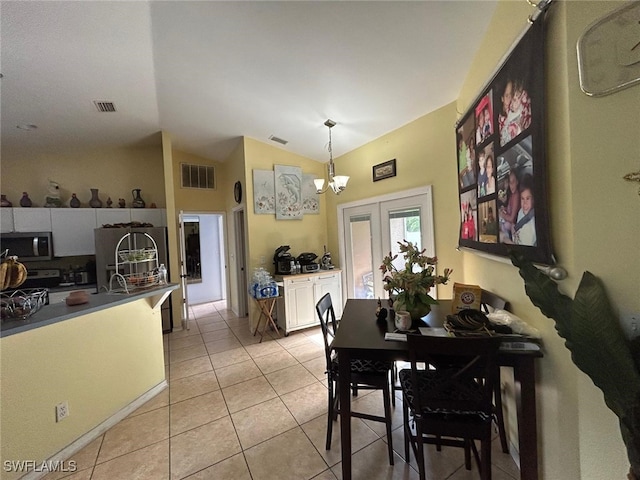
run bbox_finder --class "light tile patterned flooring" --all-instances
[43,300,521,480]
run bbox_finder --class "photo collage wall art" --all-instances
[456,17,554,264]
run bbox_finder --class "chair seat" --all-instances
[331,355,392,374]
[399,369,492,423]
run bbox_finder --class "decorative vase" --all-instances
[395,296,432,323]
[20,192,32,207]
[394,310,412,331]
[1,195,12,207]
[106,197,113,208]
[89,188,102,208]
[118,198,126,208]
[131,189,145,208]
[69,193,81,208]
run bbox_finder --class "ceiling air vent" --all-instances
[181,163,215,190]
[93,101,116,112]
[269,135,288,145]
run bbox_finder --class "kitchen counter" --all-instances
[0,283,178,337]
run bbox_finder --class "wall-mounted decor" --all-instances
[274,165,302,220]
[301,173,319,214]
[577,2,640,97]
[456,15,554,265]
[372,159,396,182]
[253,169,275,214]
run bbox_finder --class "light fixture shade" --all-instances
[313,178,325,193]
[333,175,349,190]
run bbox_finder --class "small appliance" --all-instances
[22,268,62,289]
[274,245,294,275]
[320,245,334,270]
[1,232,53,261]
[297,252,319,273]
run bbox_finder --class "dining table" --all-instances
[331,298,543,480]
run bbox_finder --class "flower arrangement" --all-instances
[380,240,452,320]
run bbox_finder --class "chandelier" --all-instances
[313,119,349,195]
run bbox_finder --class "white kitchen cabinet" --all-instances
[276,269,342,335]
[51,209,98,256]
[130,209,166,227]
[1,209,14,233]
[96,209,131,227]
[12,208,52,232]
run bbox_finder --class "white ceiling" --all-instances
[1,1,497,163]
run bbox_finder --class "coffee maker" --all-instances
[274,245,294,275]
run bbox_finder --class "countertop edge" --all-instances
[1,284,179,338]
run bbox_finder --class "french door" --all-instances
[339,186,435,301]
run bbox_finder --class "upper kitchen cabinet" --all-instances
[12,208,52,232]
[51,209,98,256]
[1,209,14,233]
[131,209,166,227]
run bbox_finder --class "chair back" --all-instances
[405,334,501,416]
[480,289,509,314]
[316,293,338,371]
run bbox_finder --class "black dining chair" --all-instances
[480,289,510,454]
[399,334,502,480]
[315,293,395,465]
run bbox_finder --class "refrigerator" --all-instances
[94,226,173,332]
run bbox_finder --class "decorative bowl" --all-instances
[0,288,47,321]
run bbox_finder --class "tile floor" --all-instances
[43,300,521,480]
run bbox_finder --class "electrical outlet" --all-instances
[55,401,69,422]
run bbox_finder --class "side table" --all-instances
[252,296,281,342]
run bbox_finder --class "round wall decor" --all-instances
[234,181,242,203]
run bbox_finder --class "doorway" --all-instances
[180,212,227,306]
[338,186,436,301]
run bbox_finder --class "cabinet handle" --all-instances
[318,275,336,280]
[290,278,311,284]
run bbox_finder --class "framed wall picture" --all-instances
[373,159,397,182]
[455,16,554,265]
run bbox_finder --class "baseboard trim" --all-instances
[21,380,168,480]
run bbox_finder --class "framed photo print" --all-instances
[455,17,554,264]
[373,159,397,182]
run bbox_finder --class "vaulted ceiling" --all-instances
[1,1,497,163]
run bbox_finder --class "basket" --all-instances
[118,248,157,263]
[1,288,47,321]
[123,271,160,289]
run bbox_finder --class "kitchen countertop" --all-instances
[0,283,178,338]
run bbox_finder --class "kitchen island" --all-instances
[0,284,178,480]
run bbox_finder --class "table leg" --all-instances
[265,298,280,338]
[338,349,352,480]
[514,357,539,480]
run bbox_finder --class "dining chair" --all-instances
[399,334,502,480]
[480,289,510,454]
[315,293,395,465]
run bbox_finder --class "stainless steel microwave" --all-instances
[1,232,53,261]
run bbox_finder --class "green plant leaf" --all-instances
[510,251,573,340]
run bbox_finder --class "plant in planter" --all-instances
[380,240,452,321]
[510,251,640,479]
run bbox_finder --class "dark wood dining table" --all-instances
[331,298,543,480]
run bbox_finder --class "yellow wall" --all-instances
[326,102,462,300]
[242,137,326,327]
[0,146,166,208]
[0,299,165,480]
[455,1,639,478]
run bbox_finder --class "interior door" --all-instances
[340,187,435,301]
[178,211,191,330]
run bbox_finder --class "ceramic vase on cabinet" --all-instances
[131,189,145,208]
[89,188,102,208]
[20,192,32,207]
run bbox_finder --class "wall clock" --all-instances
[234,181,242,203]
[577,2,640,96]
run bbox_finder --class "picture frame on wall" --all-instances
[455,16,554,265]
[373,159,397,182]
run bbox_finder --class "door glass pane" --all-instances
[388,208,421,272]
[349,214,374,298]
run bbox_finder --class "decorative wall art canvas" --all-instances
[253,169,275,214]
[455,17,554,264]
[274,165,303,220]
[301,173,319,214]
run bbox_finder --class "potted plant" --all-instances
[380,240,452,321]
[510,251,640,479]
